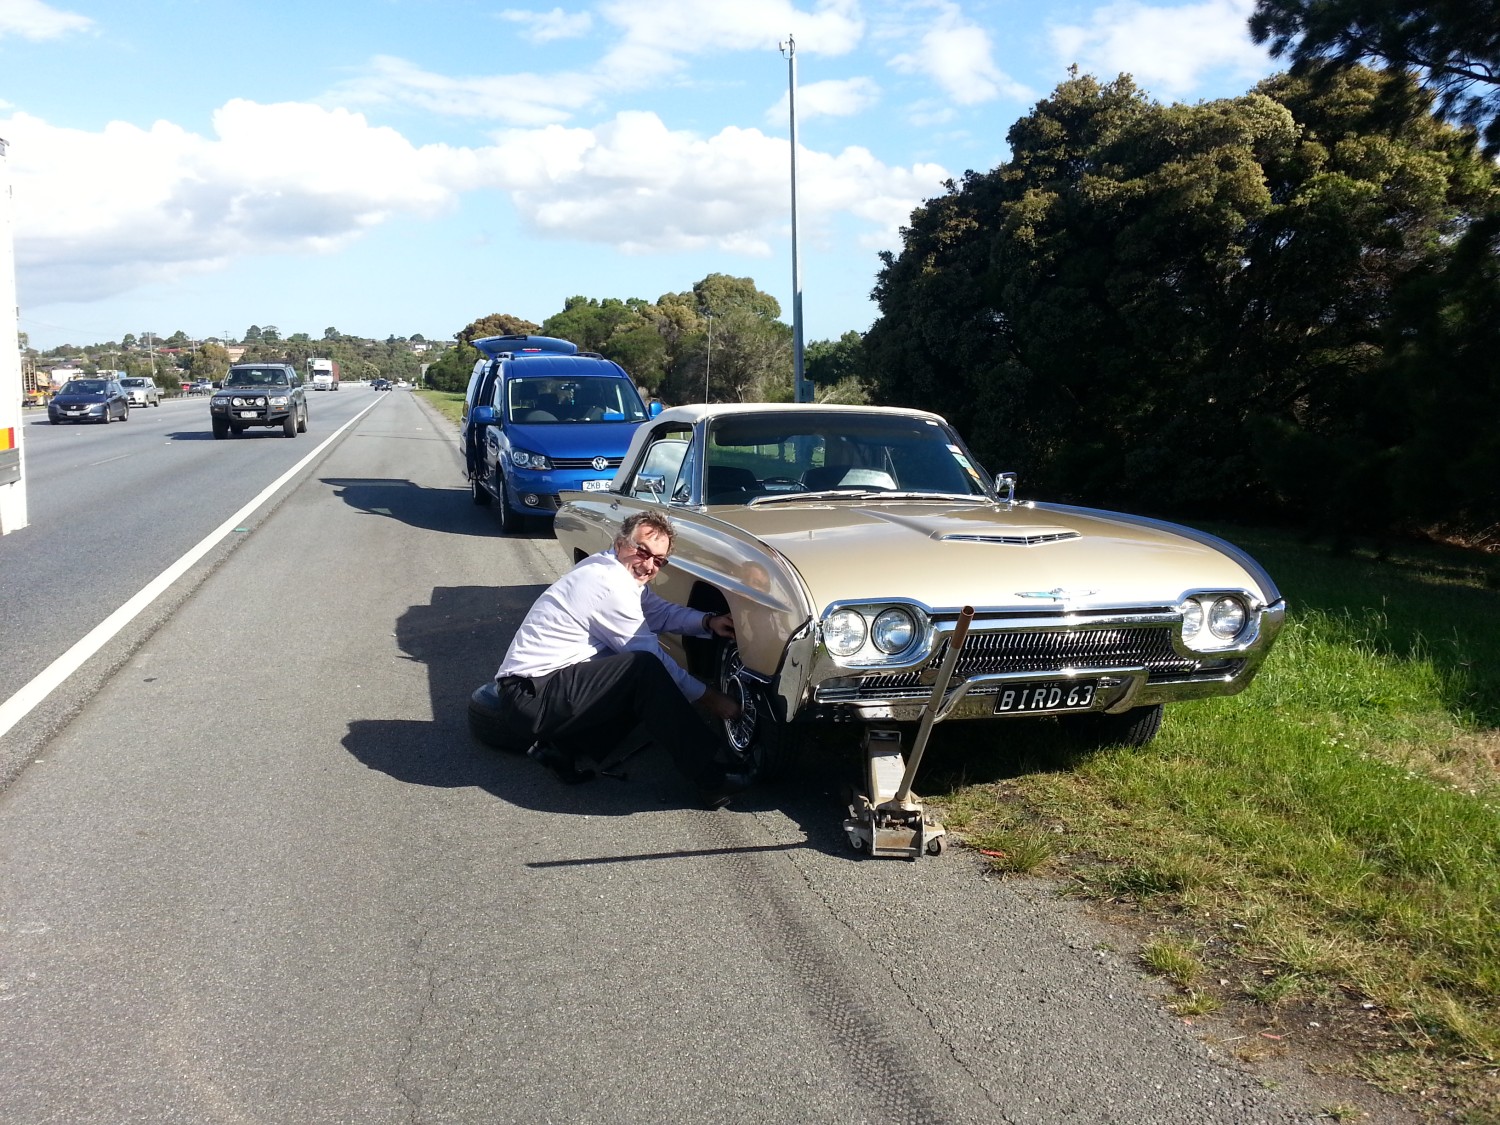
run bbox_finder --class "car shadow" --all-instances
[321,477,554,539]
[340,583,858,858]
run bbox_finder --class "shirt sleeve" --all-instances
[588,565,708,701]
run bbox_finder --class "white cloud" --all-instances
[3,99,946,305]
[0,0,91,40]
[329,55,600,127]
[484,109,947,255]
[887,0,1029,106]
[498,6,594,43]
[1050,0,1273,97]
[2,103,473,305]
[766,76,880,123]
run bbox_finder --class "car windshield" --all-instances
[62,380,108,394]
[702,412,992,504]
[225,369,288,387]
[506,377,647,424]
[120,379,146,387]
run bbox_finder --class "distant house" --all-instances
[225,346,247,362]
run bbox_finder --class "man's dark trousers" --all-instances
[497,650,723,787]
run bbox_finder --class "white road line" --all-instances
[0,397,385,742]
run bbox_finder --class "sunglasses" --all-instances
[628,539,670,569]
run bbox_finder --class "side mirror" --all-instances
[637,473,666,497]
[471,405,497,426]
[648,401,664,418]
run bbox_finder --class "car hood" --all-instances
[716,499,1278,611]
[505,421,639,458]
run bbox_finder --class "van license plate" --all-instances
[994,680,1097,714]
[581,480,611,491]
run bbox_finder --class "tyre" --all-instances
[229,423,244,437]
[713,638,800,782]
[297,405,307,433]
[282,410,297,437]
[212,417,229,439]
[470,472,492,507]
[468,682,525,750]
[497,475,524,533]
[1064,702,1164,749]
[100,408,110,425]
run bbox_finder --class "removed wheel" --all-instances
[468,681,525,750]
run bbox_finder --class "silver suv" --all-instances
[119,377,161,407]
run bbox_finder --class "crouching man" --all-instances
[493,511,746,808]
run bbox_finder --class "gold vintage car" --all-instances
[553,403,1285,778]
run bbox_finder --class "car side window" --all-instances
[630,428,692,503]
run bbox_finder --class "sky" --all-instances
[0,0,1282,352]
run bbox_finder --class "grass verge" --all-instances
[929,526,1500,1121]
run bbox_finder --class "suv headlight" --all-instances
[269,395,289,406]
[1179,593,1252,649]
[510,449,553,470]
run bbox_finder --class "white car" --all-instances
[119,377,161,407]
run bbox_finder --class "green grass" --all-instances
[929,526,1500,1117]
[417,387,465,427]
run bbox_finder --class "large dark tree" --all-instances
[865,67,1500,533]
[1249,0,1500,151]
[424,313,539,392]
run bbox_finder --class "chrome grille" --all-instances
[552,456,623,470]
[858,625,1216,693]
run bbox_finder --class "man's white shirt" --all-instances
[496,550,712,700]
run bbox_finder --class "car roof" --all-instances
[649,402,951,425]
[501,354,627,378]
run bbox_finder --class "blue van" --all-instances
[461,334,660,531]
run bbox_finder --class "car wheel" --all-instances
[470,471,492,507]
[121,404,129,421]
[467,682,526,750]
[297,406,307,433]
[497,475,523,533]
[714,638,799,782]
[282,410,297,437]
[229,423,244,437]
[1064,702,1164,749]
[212,417,229,439]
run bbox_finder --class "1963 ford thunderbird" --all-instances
[552,403,1285,779]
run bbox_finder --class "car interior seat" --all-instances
[704,465,759,503]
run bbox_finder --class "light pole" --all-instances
[703,311,714,404]
[779,35,809,403]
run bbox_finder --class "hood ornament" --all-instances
[1016,588,1097,602]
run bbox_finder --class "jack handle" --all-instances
[890,605,975,808]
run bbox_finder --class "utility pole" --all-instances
[779,36,810,403]
[703,311,714,404]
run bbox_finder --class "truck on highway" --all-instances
[307,357,340,391]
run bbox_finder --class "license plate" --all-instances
[581,479,611,491]
[238,411,259,419]
[994,680,1097,714]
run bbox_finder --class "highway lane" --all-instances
[0,389,1383,1123]
[0,385,389,780]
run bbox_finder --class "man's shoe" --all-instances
[527,741,595,785]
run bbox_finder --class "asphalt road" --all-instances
[0,390,1386,1123]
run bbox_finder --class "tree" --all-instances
[423,313,540,392]
[324,327,341,341]
[1249,0,1500,150]
[805,331,865,387]
[864,67,1500,532]
[244,325,261,343]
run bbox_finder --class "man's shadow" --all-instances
[341,584,741,820]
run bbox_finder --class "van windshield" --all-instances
[506,377,647,424]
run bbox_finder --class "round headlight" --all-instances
[1180,599,1204,640]
[1208,596,1248,639]
[871,607,916,654]
[823,609,867,657]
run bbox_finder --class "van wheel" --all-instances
[470,472,492,507]
[498,476,524,533]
